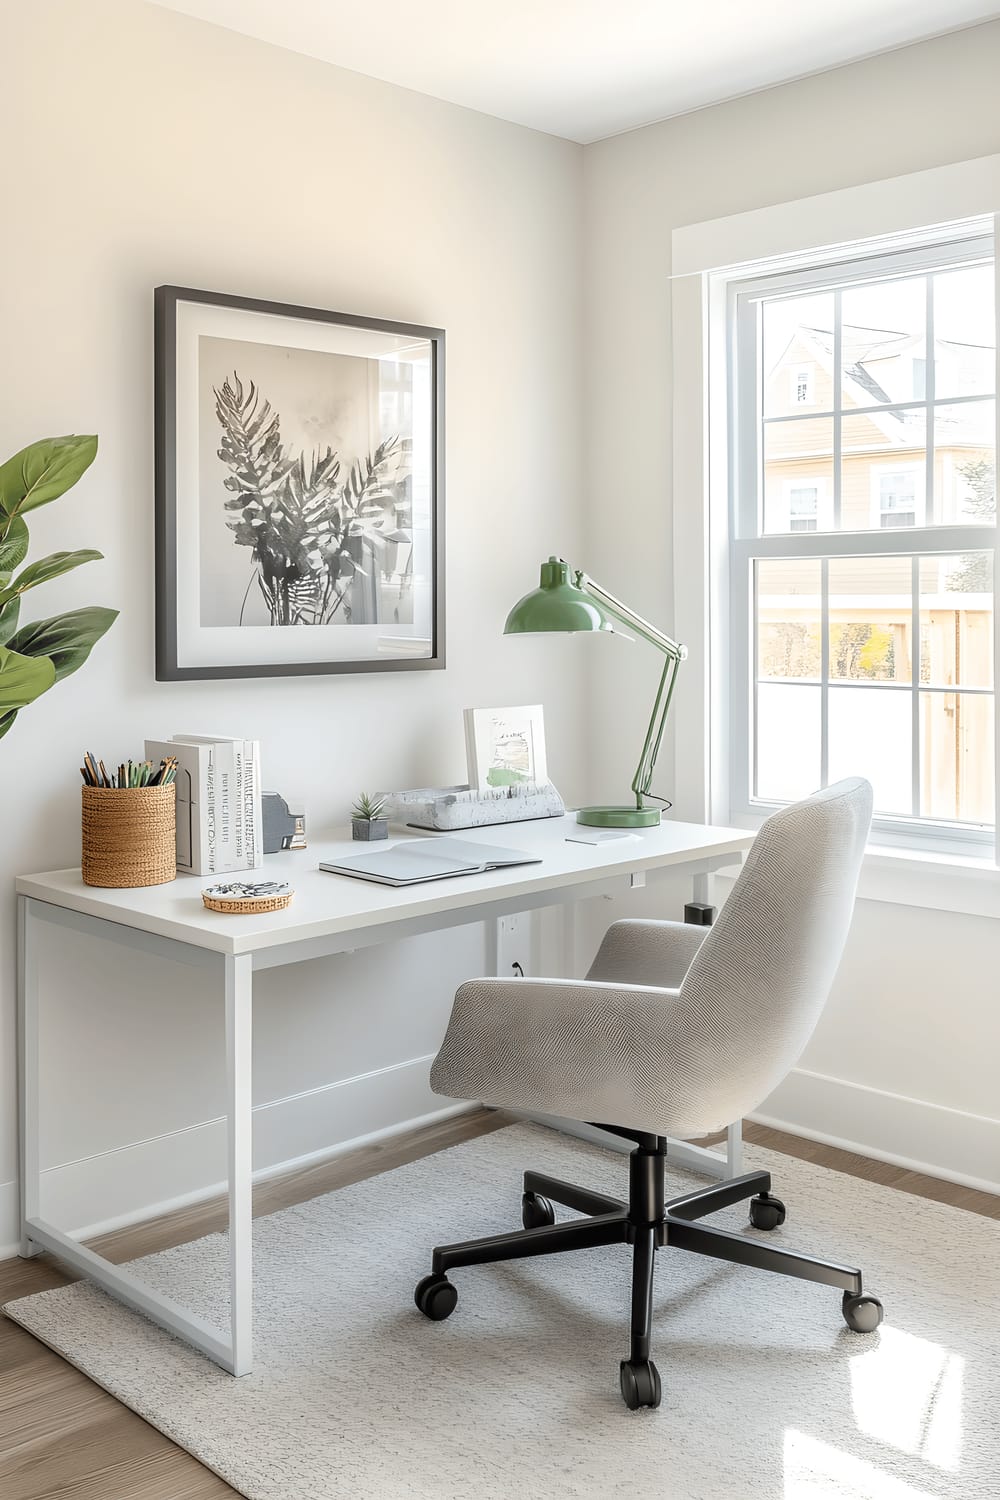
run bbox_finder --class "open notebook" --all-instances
[319,837,541,887]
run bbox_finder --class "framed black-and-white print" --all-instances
[154,286,445,679]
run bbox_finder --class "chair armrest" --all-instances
[430,976,681,1130]
[586,919,709,989]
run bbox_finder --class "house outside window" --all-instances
[728,229,997,853]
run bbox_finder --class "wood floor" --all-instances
[1,1111,996,1499]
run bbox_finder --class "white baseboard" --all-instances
[0,1053,472,1259]
[752,1067,1000,1197]
[6,1059,994,1261]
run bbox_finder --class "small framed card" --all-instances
[464,705,548,792]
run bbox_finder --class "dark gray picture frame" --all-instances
[154,285,445,681]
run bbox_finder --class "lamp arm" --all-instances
[575,569,686,811]
[630,654,681,807]
[575,571,687,661]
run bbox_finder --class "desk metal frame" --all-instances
[18,849,743,1377]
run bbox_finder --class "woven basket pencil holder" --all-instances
[81,785,176,888]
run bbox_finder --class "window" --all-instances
[789,485,818,530]
[873,465,921,529]
[781,478,831,532]
[790,363,814,405]
[730,230,997,853]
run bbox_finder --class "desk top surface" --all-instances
[17,815,753,956]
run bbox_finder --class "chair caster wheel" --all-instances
[842,1291,884,1333]
[521,1192,556,1230]
[414,1273,458,1321]
[619,1358,661,1410]
[749,1192,786,1231]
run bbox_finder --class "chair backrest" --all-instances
[672,778,872,1134]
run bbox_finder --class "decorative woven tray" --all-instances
[202,883,293,914]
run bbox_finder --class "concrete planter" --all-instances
[352,817,389,841]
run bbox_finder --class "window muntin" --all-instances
[733,232,997,852]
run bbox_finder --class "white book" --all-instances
[214,740,237,871]
[145,738,214,875]
[232,740,245,867]
[173,734,258,875]
[243,739,264,866]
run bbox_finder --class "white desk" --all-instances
[17,814,753,1376]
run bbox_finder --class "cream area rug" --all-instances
[5,1124,998,1500]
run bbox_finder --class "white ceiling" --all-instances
[148,0,1000,143]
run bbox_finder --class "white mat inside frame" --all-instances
[6,1124,998,1500]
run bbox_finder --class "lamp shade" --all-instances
[504,557,614,635]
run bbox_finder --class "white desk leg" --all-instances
[485,918,499,976]
[562,901,577,976]
[686,867,744,1180]
[225,953,253,1377]
[17,897,43,1258]
[726,1121,744,1176]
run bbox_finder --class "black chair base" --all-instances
[415,1128,884,1409]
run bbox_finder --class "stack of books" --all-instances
[145,734,263,876]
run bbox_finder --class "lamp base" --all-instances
[576,804,661,829]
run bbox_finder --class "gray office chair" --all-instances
[414,779,883,1409]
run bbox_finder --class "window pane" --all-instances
[755,683,820,801]
[763,293,834,417]
[919,554,994,688]
[933,264,995,400]
[828,686,912,815]
[840,410,926,530]
[931,400,994,525]
[829,555,912,683]
[841,277,926,408]
[920,692,995,823]
[763,418,834,533]
[757,559,821,680]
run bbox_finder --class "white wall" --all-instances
[583,22,1000,1189]
[0,0,586,1250]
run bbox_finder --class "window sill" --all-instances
[717,835,1000,917]
[858,844,1000,919]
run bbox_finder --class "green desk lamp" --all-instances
[504,556,687,828]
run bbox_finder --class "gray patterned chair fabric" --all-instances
[430,779,873,1137]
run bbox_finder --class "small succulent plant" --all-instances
[352,792,386,822]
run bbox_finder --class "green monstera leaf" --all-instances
[0,643,56,714]
[8,606,118,683]
[0,435,97,517]
[0,548,104,605]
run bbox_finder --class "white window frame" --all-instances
[670,160,1000,887]
[729,233,995,858]
[869,460,925,530]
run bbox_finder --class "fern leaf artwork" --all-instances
[213,373,412,630]
[154,288,442,679]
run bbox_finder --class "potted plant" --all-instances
[0,434,118,740]
[352,792,388,841]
